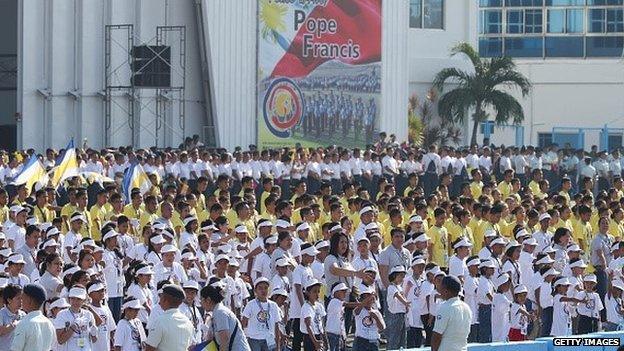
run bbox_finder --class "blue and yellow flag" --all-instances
[122,162,152,203]
[11,155,49,193]
[51,140,79,188]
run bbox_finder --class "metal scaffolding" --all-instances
[104,24,186,147]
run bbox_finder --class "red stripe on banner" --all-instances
[270,0,382,79]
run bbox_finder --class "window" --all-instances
[526,9,544,33]
[410,0,444,29]
[609,134,623,149]
[546,36,585,56]
[479,1,624,57]
[480,10,503,33]
[586,36,624,55]
[480,37,504,56]
[538,133,553,149]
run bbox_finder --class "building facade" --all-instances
[4,0,624,151]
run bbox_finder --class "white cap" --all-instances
[68,286,87,300]
[296,222,311,232]
[258,220,274,229]
[0,248,11,257]
[43,239,59,249]
[181,252,197,261]
[254,277,270,287]
[150,235,167,245]
[390,265,407,275]
[234,225,248,234]
[62,266,80,279]
[0,232,5,241]
[217,244,232,254]
[275,219,291,229]
[228,256,241,267]
[360,285,375,295]
[365,222,379,231]
[215,254,231,263]
[301,245,320,257]
[136,266,154,275]
[613,280,624,291]
[10,205,26,214]
[46,227,60,238]
[315,240,330,250]
[70,214,86,223]
[161,229,174,240]
[538,213,551,222]
[522,237,538,246]
[304,278,322,290]
[81,239,96,248]
[570,259,588,269]
[359,206,374,216]
[358,237,371,244]
[266,235,278,245]
[183,216,198,227]
[583,274,597,283]
[275,257,292,267]
[542,246,556,254]
[331,283,349,295]
[413,233,430,243]
[330,224,343,233]
[484,229,497,238]
[453,238,473,249]
[271,288,289,298]
[411,257,426,266]
[542,268,560,278]
[152,222,168,231]
[612,242,620,252]
[87,282,106,294]
[554,277,571,287]
[493,273,510,289]
[161,244,177,254]
[122,299,144,310]
[102,230,119,242]
[26,217,38,226]
[182,280,200,291]
[535,255,555,265]
[8,254,25,264]
[489,237,506,247]
[514,284,528,295]
[514,229,530,240]
[505,240,521,252]
[479,259,496,269]
[409,215,424,224]
[49,298,70,310]
[567,244,582,253]
[466,257,480,267]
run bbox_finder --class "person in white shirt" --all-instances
[537,267,559,337]
[477,259,495,343]
[87,281,116,351]
[113,298,146,351]
[242,277,283,351]
[463,257,481,343]
[448,238,472,283]
[10,284,56,351]
[353,285,385,351]
[605,280,624,331]
[300,279,327,351]
[404,256,427,348]
[385,265,410,350]
[519,238,537,286]
[431,275,472,351]
[508,284,533,341]
[491,273,512,342]
[54,285,99,351]
[576,274,604,334]
[290,243,317,351]
[325,283,351,351]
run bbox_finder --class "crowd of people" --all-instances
[1,133,624,351]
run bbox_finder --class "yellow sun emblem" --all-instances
[259,0,287,41]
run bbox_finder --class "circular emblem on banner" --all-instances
[263,78,305,138]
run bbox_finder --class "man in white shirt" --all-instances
[10,284,56,351]
[432,276,472,351]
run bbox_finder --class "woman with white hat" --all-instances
[126,265,154,327]
[476,258,496,343]
[144,233,166,267]
[113,297,146,351]
[102,229,125,322]
[54,284,100,351]
[37,252,63,300]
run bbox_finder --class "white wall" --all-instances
[18,0,206,151]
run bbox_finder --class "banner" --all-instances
[257,0,382,148]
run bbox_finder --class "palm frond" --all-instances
[433,68,473,92]
[450,42,482,70]
[438,88,475,124]
[489,70,532,97]
[484,90,525,125]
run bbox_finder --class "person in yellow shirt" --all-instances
[403,173,419,197]
[33,189,54,224]
[496,169,514,199]
[259,178,274,215]
[559,177,572,205]
[290,180,307,204]
[195,176,210,214]
[573,205,593,252]
[233,201,256,237]
[74,189,92,238]
[60,187,78,232]
[469,203,485,252]
[426,208,449,268]
[89,189,109,241]
[457,208,475,246]
[382,208,403,247]
[139,195,160,230]
[123,191,144,222]
[609,208,624,240]
[10,184,28,206]
[469,169,484,199]
[262,194,278,223]
[0,188,9,224]
[528,169,544,199]
[444,213,463,244]
[401,197,416,226]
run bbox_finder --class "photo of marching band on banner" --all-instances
[257,0,382,148]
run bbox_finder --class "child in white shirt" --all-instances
[113,298,146,351]
[491,273,512,342]
[300,279,327,351]
[605,280,624,331]
[386,265,410,350]
[242,278,282,351]
[509,284,533,341]
[326,283,360,351]
[575,274,603,334]
[353,285,385,351]
[550,276,586,336]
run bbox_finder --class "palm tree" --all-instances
[433,43,532,146]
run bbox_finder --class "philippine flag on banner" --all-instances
[51,140,79,188]
[122,163,152,203]
[11,155,49,192]
[270,0,382,79]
